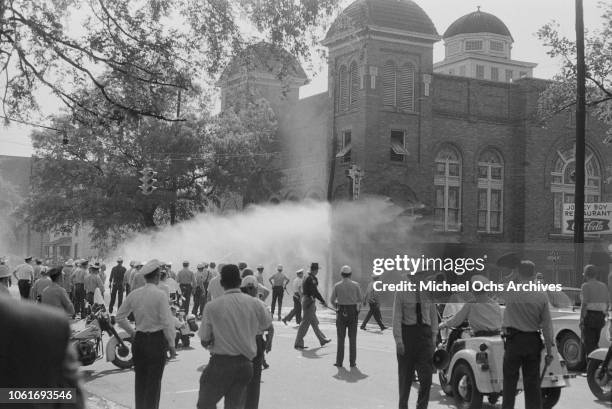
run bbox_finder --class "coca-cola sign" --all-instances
[562,203,612,235]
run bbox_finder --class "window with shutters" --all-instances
[349,62,359,107]
[434,145,461,231]
[477,149,504,233]
[382,60,396,107]
[398,63,415,112]
[476,65,485,79]
[338,65,348,111]
[491,67,499,81]
[390,130,409,162]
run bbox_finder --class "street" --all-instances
[81,307,607,409]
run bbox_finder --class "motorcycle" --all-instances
[587,347,612,400]
[170,294,198,348]
[70,302,134,369]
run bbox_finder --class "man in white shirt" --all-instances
[116,260,176,409]
[197,264,272,409]
[282,269,304,325]
[13,256,34,299]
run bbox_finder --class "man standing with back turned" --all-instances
[330,265,362,368]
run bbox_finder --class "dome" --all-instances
[324,0,438,42]
[220,42,307,83]
[443,9,512,40]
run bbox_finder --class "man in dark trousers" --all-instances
[269,264,290,321]
[116,259,176,409]
[361,275,387,331]
[581,264,609,357]
[177,260,196,313]
[108,257,127,313]
[12,256,34,299]
[294,262,332,350]
[282,269,304,325]
[330,265,362,367]
[393,271,438,409]
[502,260,554,409]
[193,263,212,318]
[71,259,88,318]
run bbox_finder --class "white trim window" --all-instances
[434,146,461,231]
[477,149,504,233]
[390,130,409,162]
[551,146,601,230]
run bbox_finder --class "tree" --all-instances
[0,0,337,123]
[537,1,612,142]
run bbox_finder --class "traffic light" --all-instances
[139,167,158,195]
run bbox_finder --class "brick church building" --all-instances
[217,0,612,286]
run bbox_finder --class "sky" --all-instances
[0,0,607,157]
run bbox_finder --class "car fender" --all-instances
[449,350,498,394]
[106,330,130,362]
[588,347,609,362]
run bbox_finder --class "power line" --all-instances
[0,115,62,132]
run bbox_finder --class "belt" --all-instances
[211,354,250,361]
[474,330,501,337]
[135,330,164,338]
[337,304,358,309]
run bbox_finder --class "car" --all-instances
[552,312,610,371]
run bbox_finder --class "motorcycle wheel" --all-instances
[587,359,612,401]
[112,338,134,369]
[181,335,190,348]
[451,362,483,409]
[558,332,585,371]
[541,388,561,409]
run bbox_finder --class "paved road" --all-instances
[80,307,607,409]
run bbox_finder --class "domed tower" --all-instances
[434,7,536,82]
[322,0,440,203]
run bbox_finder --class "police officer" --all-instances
[177,260,196,313]
[30,267,52,303]
[125,260,136,295]
[84,262,105,306]
[269,264,290,321]
[193,263,212,318]
[12,256,34,299]
[109,257,127,313]
[361,275,387,331]
[71,259,88,318]
[282,269,304,325]
[41,267,75,316]
[0,264,11,295]
[294,263,331,349]
[330,265,362,367]
[502,260,554,409]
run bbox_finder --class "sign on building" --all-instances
[562,202,612,235]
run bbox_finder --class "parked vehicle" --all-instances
[435,327,570,409]
[586,347,612,401]
[70,303,133,369]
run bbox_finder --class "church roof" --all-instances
[324,0,438,42]
[443,9,513,40]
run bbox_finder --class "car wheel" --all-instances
[587,359,612,401]
[111,338,133,369]
[451,362,483,409]
[558,332,585,371]
[541,387,561,409]
[438,371,453,396]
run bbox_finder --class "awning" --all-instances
[391,143,410,156]
[336,143,352,158]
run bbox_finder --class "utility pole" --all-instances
[574,0,586,285]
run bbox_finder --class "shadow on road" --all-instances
[82,368,131,382]
[332,367,369,383]
[300,347,334,359]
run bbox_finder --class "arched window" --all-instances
[477,149,504,233]
[338,65,348,111]
[398,63,415,111]
[349,61,359,107]
[551,146,601,230]
[434,146,461,231]
[382,60,396,107]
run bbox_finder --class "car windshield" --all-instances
[547,290,573,309]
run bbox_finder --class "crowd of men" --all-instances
[1,252,611,409]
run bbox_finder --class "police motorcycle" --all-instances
[70,290,134,369]
[434,324,570,409]
[169,291,198,348]
[587,347,612,400]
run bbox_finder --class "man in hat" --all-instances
[269,264,290,321]
[84,262,105,306]
[330,265,362,368]
[580,264,609,357]
[393,271,438,409]
[207,264,225,301]
[109,257,127,313]
[13,256,34,299]
[502,260,554,409]
[30,267,52,303]
[294,262,332,349]
[193,263,212,318]
[238,262,248,278]
[61,259,75,303]
[177,260,196,313]
[116,259,175,409]
[71,260,88,318]
[197,264,272,409]
[282,269,304,325]
[41,267,75,316]
[240,275,274,409]
[166,262,177,281]
[361,275,387,331]
[130,261,146,291]
[125,260,136,295]
[32,258,44,282]
[0,264,11,296]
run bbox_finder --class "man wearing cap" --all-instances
[71,260,88,318]
[255,265,267,300]
[207,264,225,301]
[166,262,177,281]
[84,263,105,306]
[41,267,75,316]
[330,265,362,368]
[32,258,44,282]
[580,264,609,357]
[240,275,274,409]
[197,264,272,409]
[61,259,75,303]
[30,267,52,303]
[178,260,196,314]
[294,262,332,350]
[193,263,212,318]
[502,260,554,409]
[238,262,248,278]
[0,264,11,296]
[124,260,136,295]
[116,260,175,409]
[393,272,438,409]
[108,258,127,313]
[282,269,304,325]
[13,256,34,299]
[130,261,146,292]
[361,275,387,331]
[269,264,290,321]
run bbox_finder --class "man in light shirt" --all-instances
[0,264,11,296]
[282,269,304,325]
[330,265,362,368]
[269,265,290,321]
[581,264,609,357]
[197,264,272,409]
[13,256,34,299]
[116,259,176,409]
[361,275,387,331]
